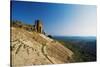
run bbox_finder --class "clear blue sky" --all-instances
[11,1,97,36]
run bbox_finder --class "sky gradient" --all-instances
[11,1,97,36]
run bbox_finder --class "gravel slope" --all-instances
[11,27,74,67]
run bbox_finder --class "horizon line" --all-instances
[52,35,96,37]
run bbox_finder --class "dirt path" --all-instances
[11,39,54,64]
[41,45,54,64]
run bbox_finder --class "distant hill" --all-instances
[53,36,96,62]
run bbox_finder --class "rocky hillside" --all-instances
[11,27,74,66]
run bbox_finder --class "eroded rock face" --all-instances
[11,27,74,66]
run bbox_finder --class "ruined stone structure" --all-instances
[34,20,43,33]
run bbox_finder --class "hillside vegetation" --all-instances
[58,40,96,62]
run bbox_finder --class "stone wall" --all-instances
[34,20,43,33]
